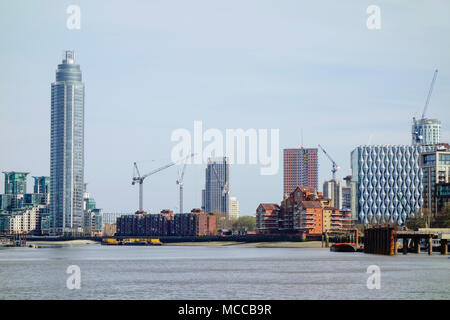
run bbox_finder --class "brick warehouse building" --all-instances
[116,209,216,236]
[256,186,353,235]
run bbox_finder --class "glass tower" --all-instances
[205,157,230,216]
[50,51,85,235]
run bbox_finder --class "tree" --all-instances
[213,211,233,230]
[232,216,256,233]
[406,209,434,230]
[432,203,450,228]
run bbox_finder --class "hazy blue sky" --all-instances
[1,0,449,215]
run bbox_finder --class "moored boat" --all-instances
[330,243,357,252]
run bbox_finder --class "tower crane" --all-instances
[413,69,438,144]
[318,144,339,181]
[176,160,188,214]
[132,153,194,212]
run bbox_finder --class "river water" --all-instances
[0,244,448,300]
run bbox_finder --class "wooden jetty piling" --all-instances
[365,227,450,256]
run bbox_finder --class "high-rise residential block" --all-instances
[33,176,49,194]
[204,157,229,216]
[50,51,85,235]
[412,118,441,145]
[342,175,353,211]
[229,197,239,220]
[283,148,318,195]
[2,172,29,210]
[323,180,342,210]
[3,172,29,195]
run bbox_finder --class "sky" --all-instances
[1,0,449,215]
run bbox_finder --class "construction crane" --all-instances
[132,153,194,212]
[413,69,438,144]
[176,160,188,214]
[318,144,339,181]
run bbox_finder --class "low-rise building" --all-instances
[256,203,280,234]
[103,223,117,236]
[8,206,42,234]
[257,185,354,235]
[116,209,216,237]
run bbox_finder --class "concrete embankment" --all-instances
[26,240,99,245]
[165,241,324,248]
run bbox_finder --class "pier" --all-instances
[363,227,449,256]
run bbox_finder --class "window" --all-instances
[423,154,436,165]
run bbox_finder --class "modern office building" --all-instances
[33,176,49,194]
[283,148,318,195]
[420,145,450,215]
[204,157,229,216]
[229,197,239,220]
[3,172,29,195]
[412,118,441,146]
[323,180,342,210]
[2,172,29,210]
[351,145,434,225]
[83,186,102,236]
[50,50,85,236]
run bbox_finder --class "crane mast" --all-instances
[421,69,438,120]
[413,69,438,144]
[176,161,188,214]
[132,153,194,213]
[318,144,339,181]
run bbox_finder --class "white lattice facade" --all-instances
[351,145,434,225]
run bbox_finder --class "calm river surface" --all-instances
[0,244,448,300]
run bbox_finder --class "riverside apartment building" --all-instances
[256,186,353,235]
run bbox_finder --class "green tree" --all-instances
[232,216,256,233]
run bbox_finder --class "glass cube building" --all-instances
[351,145,434,225]
[50,51,85,235]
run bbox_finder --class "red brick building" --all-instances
[257,185,353,235]
[256,203,280,234]
[116,209,216,236]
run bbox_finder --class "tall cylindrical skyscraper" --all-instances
[50,51,85,236]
